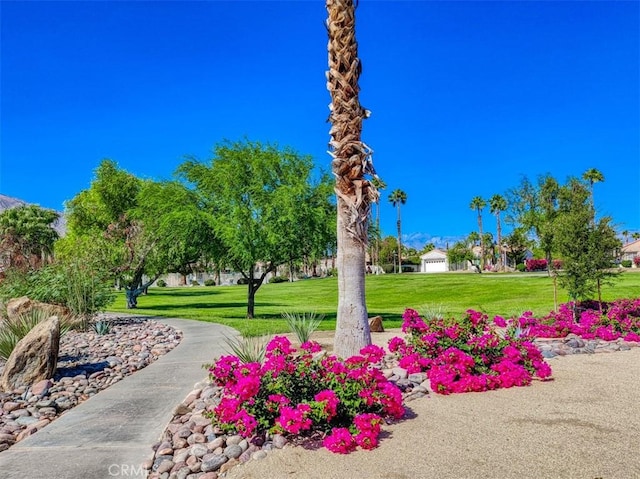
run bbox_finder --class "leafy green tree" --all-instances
[469,196,486,269]
[379,235,399,265]
[0,205,59,272]
[503,227,531,267]
[447,241,474,271]
[489,194,507,270]
[178,140,334,318]
[64,159,216,308]
[553,178,621,312]
[389,189,407,273]
[419,242,435,255]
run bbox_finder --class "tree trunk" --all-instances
[334,202,371,358]
[478,213,484,270]
[496,214,503,271]
[396,210,403,274]
[327,0,374,358]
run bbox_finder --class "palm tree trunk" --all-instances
[478,212,484,270]
[396,208,402,273]
[327,0,374,358]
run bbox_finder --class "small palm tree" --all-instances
[489,194,508,270]
[622,230,629,245]
[389,189,407,273]
[469,196,486,270]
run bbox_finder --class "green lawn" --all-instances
[107,270,640,336]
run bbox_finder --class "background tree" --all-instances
[622,230,629,245]
[419,242,435,255]
[389,189,407,273]
[0,205,59,272]
[64,159,215,308]
[469,196,486,270]
[582,167,604,218]
[553,177,620,315]
[503,227,531,267]
[326,0,378,358]
[489,194,507,270]
[633,232,640,241]
[370,177,386,270]
[179,140,333,319]
[447,241,474,271]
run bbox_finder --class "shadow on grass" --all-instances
[144,288,221,297]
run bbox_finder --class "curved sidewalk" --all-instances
[0,317,236,479]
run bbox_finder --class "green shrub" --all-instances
[237,278,249,285]
[381,264,394,274]
[156,279,167,287]
[0,308,73,360]
[91,320,112,335]
[282,311,324,344]
[190,280,200,286]
[516,263,526,272]
[269,275,288,284]
[204,279,216,286]
[621,260,632,268]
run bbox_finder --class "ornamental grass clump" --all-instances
[389,308,552,395]
[207,336,404,453]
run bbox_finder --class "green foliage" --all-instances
[282,311,325,343]
[621,260,632,268]
[177,139,335,318]
[0,205,59,271]
[156,279,167,287]
[516,263,526,272]
[447,241,474,267]
[553,178,621,301]
[222,334,269,364]
[204,279,216,286]
[269,276,288,284]
[91,320,112,335]
[0,308,72,361]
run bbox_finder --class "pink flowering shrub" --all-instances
[517,299,640,342]
[390,309,552,395]
[207,337,404,453]
[525,259,548,272]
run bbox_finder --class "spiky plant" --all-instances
[282,311,325,344]
[223,334,269,364]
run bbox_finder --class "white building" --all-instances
[419,249,449,273]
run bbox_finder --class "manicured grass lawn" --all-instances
[107,270,640,336]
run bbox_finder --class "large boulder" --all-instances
[6,296,70,322]
[0,316,60,392]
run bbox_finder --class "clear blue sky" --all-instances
[1,1,638,248]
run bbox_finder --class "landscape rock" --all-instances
[369,315,384,332]
[0,316,60,392]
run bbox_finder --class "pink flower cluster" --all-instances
[390,309,553,395]
[208,336,404,454]
[515,299,640,342]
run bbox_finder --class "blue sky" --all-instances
[1,0,638,248]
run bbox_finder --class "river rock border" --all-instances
[0,316,182,452]
[146,335,639,479]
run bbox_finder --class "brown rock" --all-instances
[0,316,60,392]
[31,379,53,397]
[6,297,70,323]
[369,315,384,332]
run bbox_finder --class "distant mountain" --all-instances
[0,194,67,236]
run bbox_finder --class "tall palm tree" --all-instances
[469,196,486,270]
[371,177,386,272]
[326,0,377,358]
[582,168,604,222]
[489,194,507,270]
[389,189,407,273]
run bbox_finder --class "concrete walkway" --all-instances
[0,317,236,479]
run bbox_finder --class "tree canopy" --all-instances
[178,139,335,318]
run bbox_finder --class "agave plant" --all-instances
[282,311,324,344]
[91,320,112,335]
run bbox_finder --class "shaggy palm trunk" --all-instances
[327,0,375,358]
[496,214,502,270]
